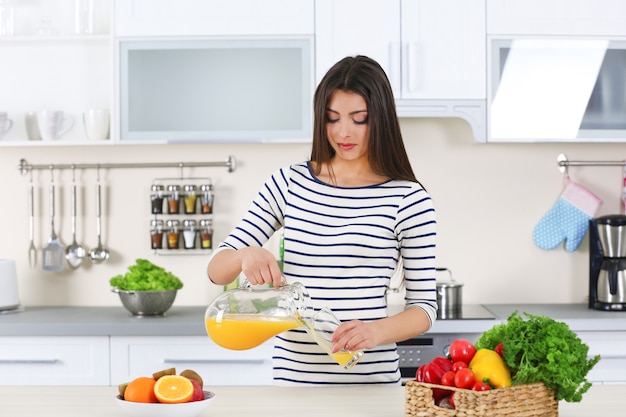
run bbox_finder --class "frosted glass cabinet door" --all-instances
[118,38,313,143]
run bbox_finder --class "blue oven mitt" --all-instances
[533,179,602,252]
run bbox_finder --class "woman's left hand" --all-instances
[330,320,380,353]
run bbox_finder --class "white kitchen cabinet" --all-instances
[315,0,485,100]
[578,331,626,384]
[114,0,314,37]
[486,0,626,36]
[0,336,110,386]
[110,336,273,386]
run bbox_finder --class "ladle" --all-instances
[65,173,86,269]
[88,180,110,264]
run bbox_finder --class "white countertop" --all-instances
[1,384,623,417]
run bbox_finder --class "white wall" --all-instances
[0,117,621,308]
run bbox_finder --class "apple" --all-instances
[189,378,204,402]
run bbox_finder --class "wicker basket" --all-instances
[405,381,558,417]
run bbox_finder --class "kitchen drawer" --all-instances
[110,336,273,386]
[0,336,110,386]
[578,331,626,384]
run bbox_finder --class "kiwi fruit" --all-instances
[117,382,128,399]
[180,369,203,389]
[152,367,176,380]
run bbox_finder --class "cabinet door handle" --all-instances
[163,358,266,365]
[0,359,59,364]
[407,42,422,93]
[388,42,402,95]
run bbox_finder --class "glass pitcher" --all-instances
[205,277,309,350]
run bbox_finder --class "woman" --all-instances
[207,55,437,385]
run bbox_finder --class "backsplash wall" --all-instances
[0,117,622,308]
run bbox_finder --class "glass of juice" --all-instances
[305,307,363,369]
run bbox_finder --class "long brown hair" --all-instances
[310,55,419,184]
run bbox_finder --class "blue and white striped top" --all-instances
[217,162,437,385]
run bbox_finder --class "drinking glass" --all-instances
[305,306,363,369]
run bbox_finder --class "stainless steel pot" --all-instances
[436,268,463,319]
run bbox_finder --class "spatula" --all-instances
[28,183,37,269]
[42,182,64,272]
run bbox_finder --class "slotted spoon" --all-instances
[42,182,64,272]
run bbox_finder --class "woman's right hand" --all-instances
[238,246,284,287]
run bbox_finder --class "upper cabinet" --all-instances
[487,0,626,37]
[486,0,626,142]
[315,0,486,140]
[114,0,314,37]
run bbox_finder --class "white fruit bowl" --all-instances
[115,391,215,417]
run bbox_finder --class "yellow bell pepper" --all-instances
[469,348,512,389]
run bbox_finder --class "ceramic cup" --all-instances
[0,112,13,140]
[25,112,42,140]
[36,110,73,141]
[83,109,109,140]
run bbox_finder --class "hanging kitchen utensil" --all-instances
[27,178,37,269]
[65,167,86,269]
[41,169,64,272]
[88,168,109,264]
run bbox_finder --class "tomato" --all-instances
[450,392,456,409]
[454,368,476,389]
[440,371,456,387]
[494,342,504,358]
[472,380,491,391]
[449,339,477,364]
[452,361,467,373]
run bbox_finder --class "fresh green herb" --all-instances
[109,259,183,291]
[475,311,600,402]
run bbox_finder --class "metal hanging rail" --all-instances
[557,153,625,174]
[17,155,236,176]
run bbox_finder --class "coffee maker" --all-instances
[589,215,626,311]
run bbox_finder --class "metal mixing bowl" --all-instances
[112,288,177,317]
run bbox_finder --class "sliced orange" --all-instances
[153,375,194,404]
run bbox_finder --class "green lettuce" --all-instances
[109,259,183,291]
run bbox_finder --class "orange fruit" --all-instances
[154,375,194,404]
[124,376,158,403]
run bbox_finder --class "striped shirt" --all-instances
[217,162,437,385]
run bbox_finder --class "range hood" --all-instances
[488,38,626,142]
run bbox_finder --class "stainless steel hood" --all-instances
[488,37,626,142]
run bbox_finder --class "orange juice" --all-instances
[307,326,363,369]
[206,314,301,350]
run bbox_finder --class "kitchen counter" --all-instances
[0,384,623,417]
[1,303,626,336]
[484,303,626,331]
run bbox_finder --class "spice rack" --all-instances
[150,177,214,256]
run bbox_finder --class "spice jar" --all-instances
[150,184,165,214]
[200,184,214,214]
[183,184,198,214]
[166,219,180,249]
[150,219,164,249]
[182,219,197,249]
[199,219,213,250]
[167,184,181,214]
